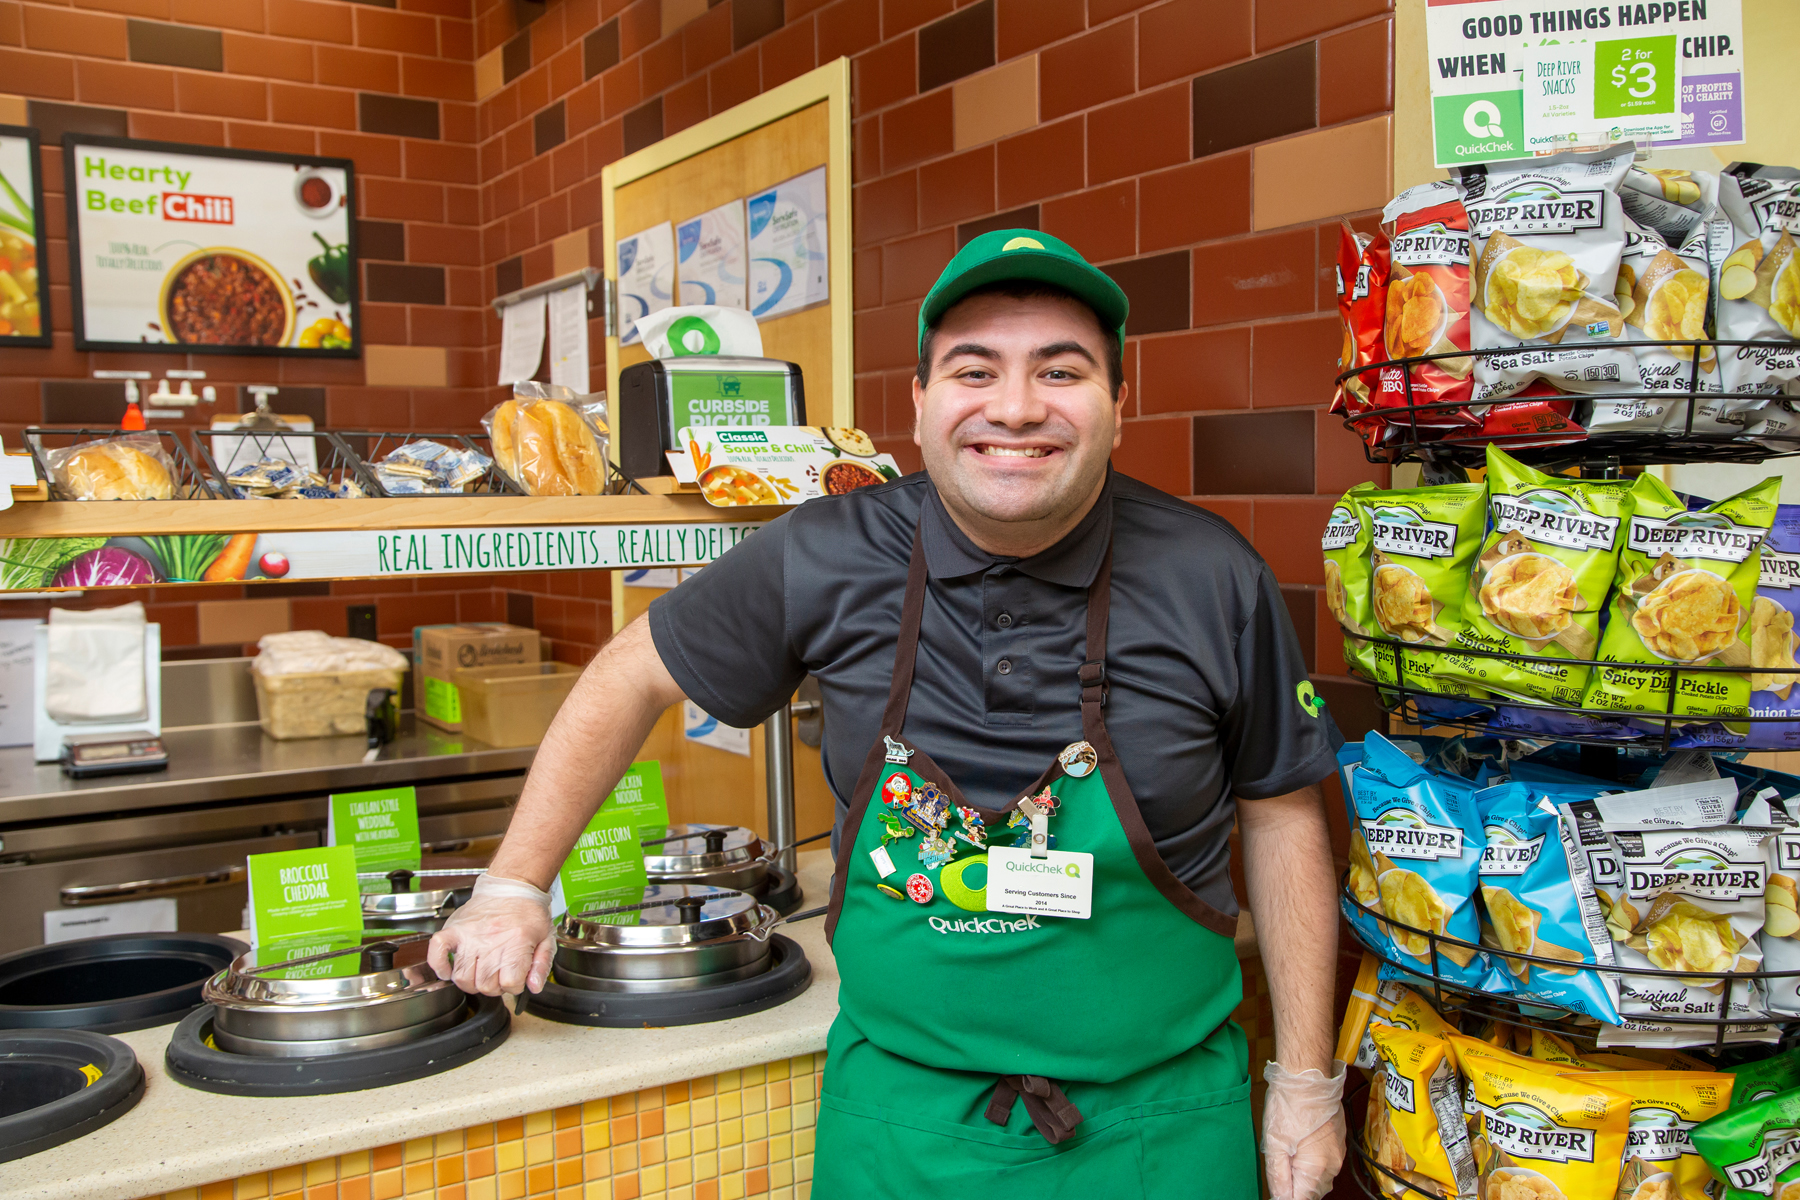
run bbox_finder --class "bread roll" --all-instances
[512,403,577,496]
[488,399,526,480]
[65,443,174,500]
[541,400,605,495]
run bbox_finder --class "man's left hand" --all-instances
[1261,1060,1347,1200]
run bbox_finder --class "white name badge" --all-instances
[986,847,1094,920]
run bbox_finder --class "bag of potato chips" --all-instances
[1744,795,1800,1018]
[1621,166,1712,245]
[1361,483,1490,699]
[1745,506,1800,750]
[1438,445,1633,708]
[1338,954,1461,1071]
[1456,144,1640,402]
[1478,782,1622,1022]
[1335,222,1393,447]
[1603,1070,1737,1200]
[1590,217,1722,435]
[1689,1083,1800,1198]
[1368,1025,1479,1199]
[1450,1034,1633,1200]
[1323,484,1382,683]
[1377,181,1478,430]
[1716,164,1800,398]
[1724,1047,1800,1109]
[1584,472,1780,729]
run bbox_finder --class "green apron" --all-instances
[814,524,1256,1198]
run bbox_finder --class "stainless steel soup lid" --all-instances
[641,826,767,875]
[359,868,484,919]
[204,934,452,1015]
[558,884,770,949]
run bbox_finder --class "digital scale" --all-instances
[60,732,170,778]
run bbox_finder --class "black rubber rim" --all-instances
[762,865,805,916]
[163,993,509,1097]
[530,933,812,1028]
[0,1029,144,1164]
[0,933,246,1035]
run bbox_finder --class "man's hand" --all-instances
[1261,1060,1347,1200]
[428,873,554,996]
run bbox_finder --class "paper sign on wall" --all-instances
[546,282,589,391]
[747,166,828,319]
[498,292,546,385]
[44,897,177,945]
[685,700,750,756]
[617,222,675,345]
[246,844,363,946]
[677,202,748,310]
[327,785,422,876]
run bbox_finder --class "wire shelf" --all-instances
[1336,339,1799,471]
[326,431,520,498]
[193,428,361,498]
[25,428,225,501]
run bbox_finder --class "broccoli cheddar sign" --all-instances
[64,134,358,356]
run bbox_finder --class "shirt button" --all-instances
[997,659,1013,675]
[996,613,1013,629]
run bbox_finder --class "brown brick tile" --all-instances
[761,12,814,88]
[1192,43,1314,159]
[129,109,224,144]
[406,137,477,182]
[227,118,313,153]
[501,120,530,170]
[176,72,266,119]
[854,372,883,434]
[1139,151,1250,252]
[1136,326,1250,413]
[516,59,549,112]
[25,5,127,56]
[406,0,478,18]
[1105,250,1188,335]
[475,3,509,57]
[733,0,782,49]
[318,44,400,91]
[1314,405,1385,496]
[1255,0,1386,52]
[1251,314,1338,410]
[1190,229,1313,327]
[1112,415,1189,494]
[617,0,656,56]
[789,0,832,15]
[852,33,911,112]
[408,220,481,265]
[550,137,582,188]
[681,1,729,73]
[127,18,223,70]
[80,0,174,21]
[1250,495,1335,584]
[1086,82,1186,186]
[222,31,311,80]
[528,3,565,61]
[1041,180,1134,265]
[882,0,950,40]
[997,0,1079,59]
[364,175,445,221]
[1318,17,1389,127]
[1039,18,1132,120]
[270,81,352,129]
[600,56,639,117]
[547,41,580,98]
[77,59,175,108]
[1140,0,1250,88]
[854,170,915,245]
[441,17,474,61]
[170,0,263,31]
[1192,408,1313,493]
[267,0,350,43]
[446,180,479,223]
[710,44,759,110]
[0,48,77,98]
[321,129,402,173]
[355,5,436,52]
[995,115,1081,209]
[917,0,991,93]
[565,75,601,131]
[854,300,919,372]
[956,202,1036,246]
[917,144,992,231]
[853,245,880,309]
[639,27,682,95]
[404,54,474,100]
[0,3,21,47]
[879,227,954,304]
[357,301,409,343]
[518,151,549,202]
[1087,0,1156,21]
[880,88,950,173]
[816,0,877,62]
[664,72,707,133]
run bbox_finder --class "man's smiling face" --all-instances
[912,289,1126,553]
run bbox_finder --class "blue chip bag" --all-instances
[1344,733,1490,988]
[1747,505,1800,750]
[1476,781,1622,1022]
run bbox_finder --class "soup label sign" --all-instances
[65,135,356,355]
[678,426,900,508]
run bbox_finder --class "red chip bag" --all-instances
[1378,181,1476,433]
[1336,222,1392,448]
[1471,383,1586,450]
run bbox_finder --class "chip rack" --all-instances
[24,427,225,501]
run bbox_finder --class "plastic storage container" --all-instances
[453,662,581,747]
[253,667,404,740]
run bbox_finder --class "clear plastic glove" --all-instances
[1262,1059,1348,1200]
[426,873,554,999]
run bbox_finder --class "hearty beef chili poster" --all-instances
[63,136,357,356]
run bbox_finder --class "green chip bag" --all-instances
[1727,1048,1800,1109]
[1361,482,1490,699]
[1584,473,1779,720]
[1322,484,1380,681]
[1690,1083,1800,1198]
[1438,445,1633,707]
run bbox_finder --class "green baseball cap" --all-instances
[916,229,1129,356]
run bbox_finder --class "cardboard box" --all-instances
[414,623,541,731]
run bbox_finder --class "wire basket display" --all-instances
[193,428,362,498]
[1337,339,1799,472]
[326,431,521,497]
[24,427,225,500]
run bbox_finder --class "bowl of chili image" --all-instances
[157,248,295,348]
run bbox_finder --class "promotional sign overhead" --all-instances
[1424,0,1745,167]
[0,125,48,347]
[64,136,358,355]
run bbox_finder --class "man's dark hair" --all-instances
[916,279,1124,398]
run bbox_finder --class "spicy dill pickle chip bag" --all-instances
[1335,222,1392,447]
[1368,1025,1479,1199]
[1323,484,1381,682]
[1360,482,1490,699]
[1450,1034,1632,1200]
[1477,782,1621,1022]
[1584,473,1780,725]
[1439,445,1633,708]
[1601,1071,1737,1200]
[1690,1084,1800,1199]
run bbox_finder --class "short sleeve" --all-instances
[1219,563,1342,800]
[648,517,807,729]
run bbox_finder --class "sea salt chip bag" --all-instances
[1747,506,1800,750]
[1747,794,1800,1019]
[1456,143,1639,401]
[1717,164,1800,397]
[1602,216,1722,434]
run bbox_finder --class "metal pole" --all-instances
[763,702,797,873]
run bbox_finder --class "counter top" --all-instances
[0,715,535,824]
[7,852,841,1200]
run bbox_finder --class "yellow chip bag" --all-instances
[1338,953,1459,1072]
[1450,1034,1632,1200]
[1369,1026,1479,1199]
[1600,1071,1735,1200]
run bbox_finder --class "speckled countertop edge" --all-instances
[5,853,839,1200]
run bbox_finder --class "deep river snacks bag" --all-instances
[1602,1071,1737,1200]
[1591,217,1721,435]
[1747,506,1800,750]
[1748,796,1800,1018]
[1334,222,1392,446]
[1361,483,1490,698]
[1717,164,1800,397]
[1689,1084,1800,1198]
[1377,181,1477,429]
[1368,1025,1479,1199]
[1585,473,1779,723]
[1450,1034,1632,1200]
[1439,445,1633,708]
[1337,954,1458,1071]
[1456,144,1639,402]
[1348,733,1489,987]
[1724,1047,1800,1109]
[1323,484,1382,682]
[1478,782,1621,1022]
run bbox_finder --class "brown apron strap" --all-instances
[1078,545,1113,714]
[984,1074,1085,1145]
[877,524,931,736]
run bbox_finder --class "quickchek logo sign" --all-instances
[928,915,1041,935]
[1361,809,1464,861]
[1492,489,1620,551]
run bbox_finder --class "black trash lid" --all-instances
[0,933,245,1035]
[0,1029,144,1164]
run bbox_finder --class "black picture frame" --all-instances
[62,134,360,358]
[0,123,52,349]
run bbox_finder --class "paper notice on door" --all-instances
[677,201,748,310]
[684,700,750,756]
[497,292,546,385]
[546,282,590,391]
[617,221,675,345]
[748,166,829,320]
[45,897,178,944]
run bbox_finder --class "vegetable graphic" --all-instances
[0,167,39,338]
[143,534,229,582]
[0,537,106,590]
[204,533,258,582]
[258,551,290,578]
[307,233,351,304]
[297,317,351,350]
[51,546,157,588]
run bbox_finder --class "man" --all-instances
[430,230,1349,1199]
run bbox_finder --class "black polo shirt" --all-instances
[648,469,1341,918]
